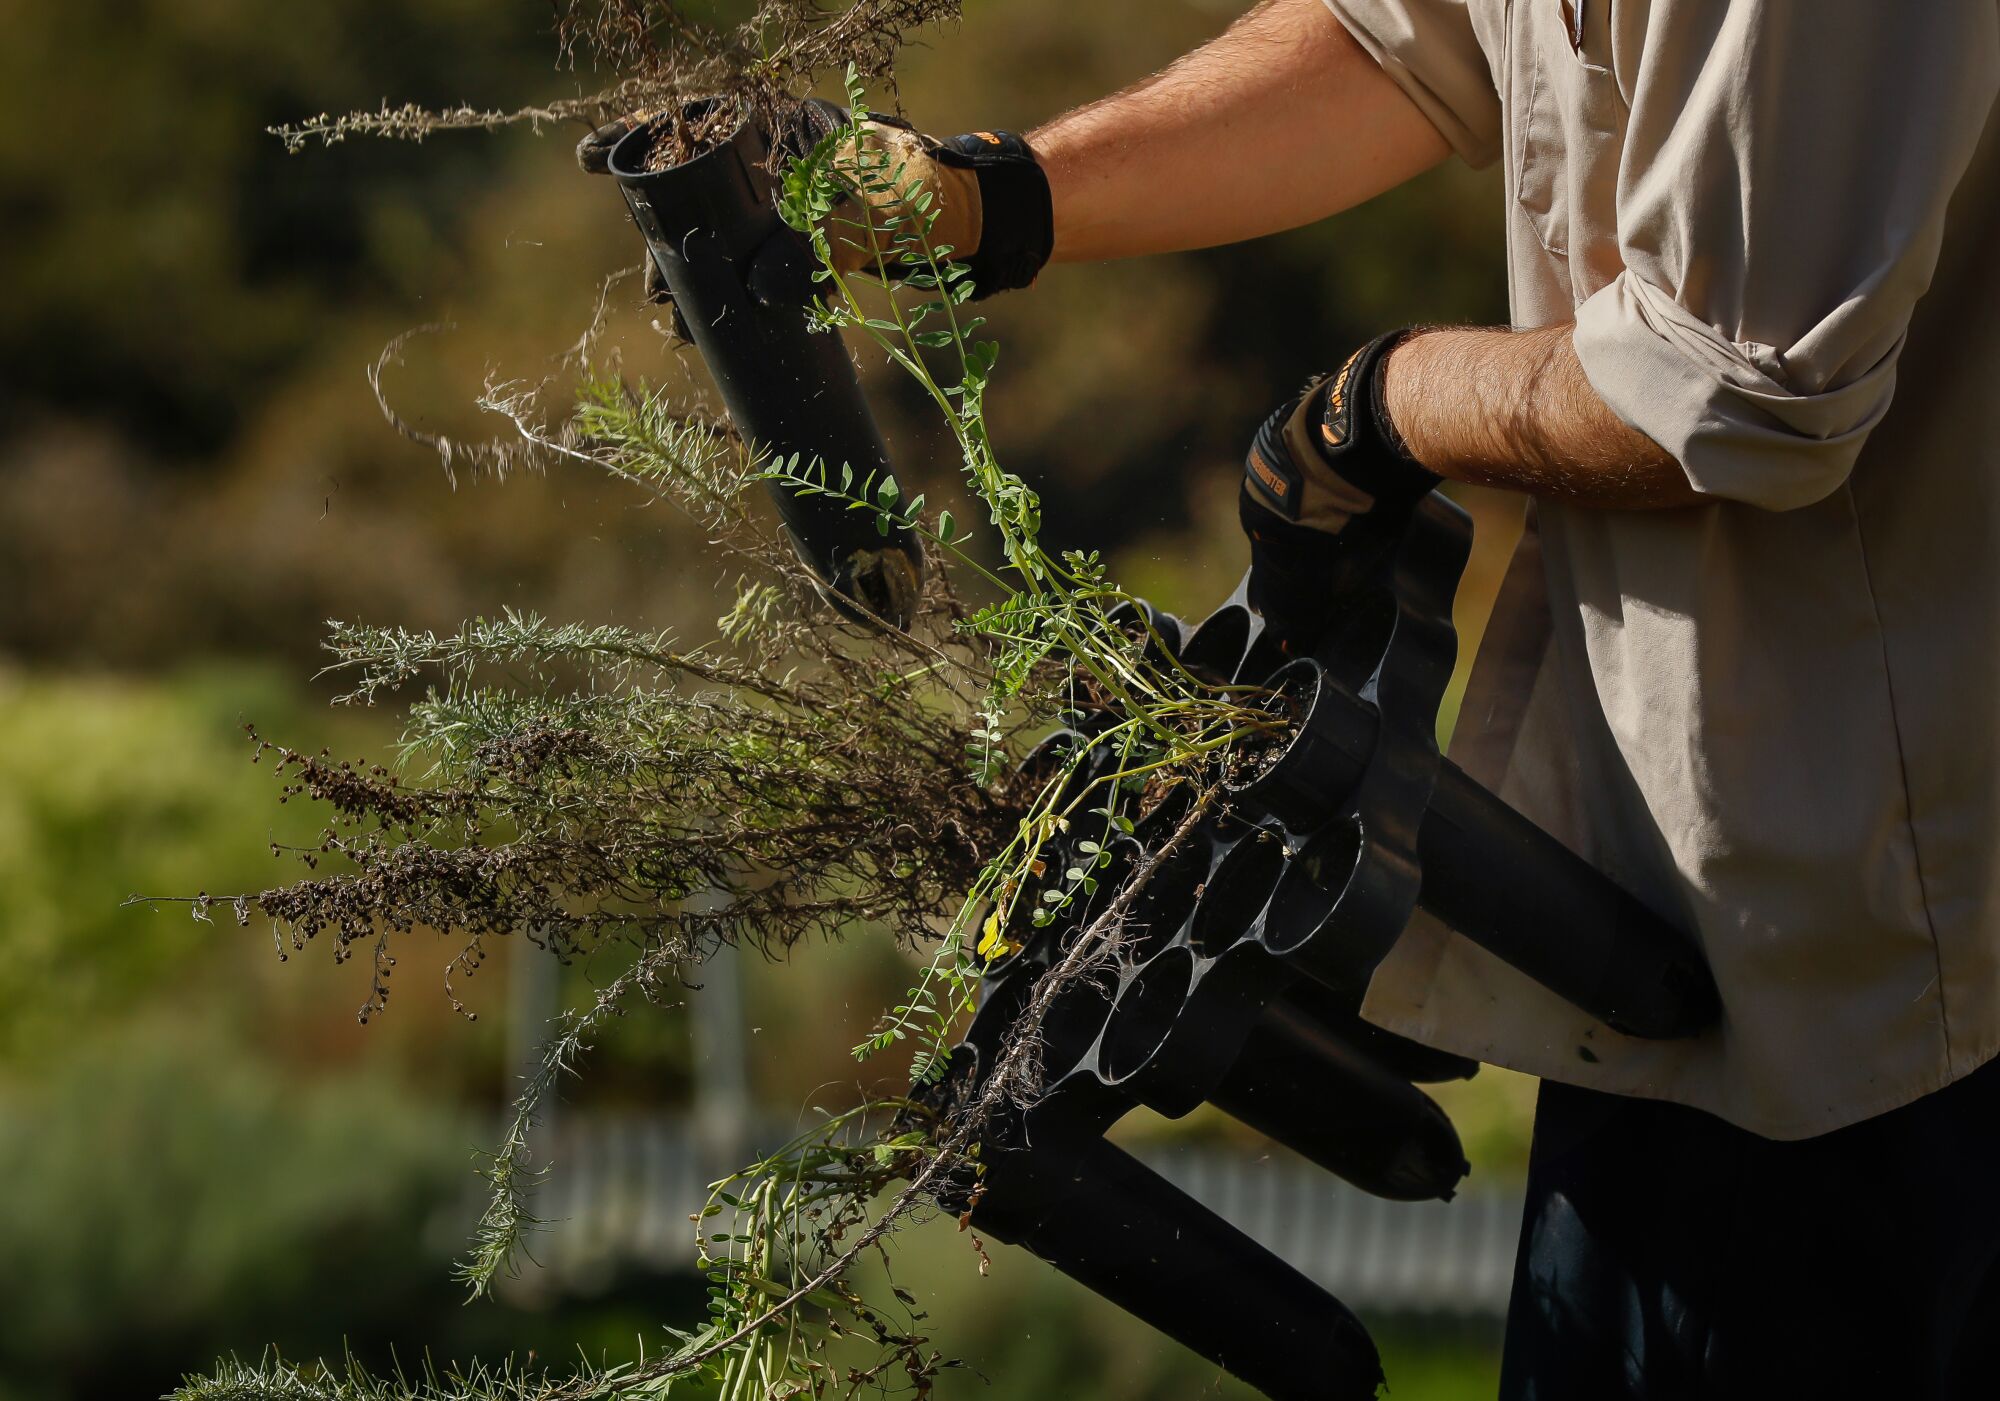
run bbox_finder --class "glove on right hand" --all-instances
[577,99,1054,314]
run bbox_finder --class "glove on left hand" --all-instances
[1239,332,1441,655]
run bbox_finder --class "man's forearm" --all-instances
[1384,325,1699,509]
[1030,0,1449,263]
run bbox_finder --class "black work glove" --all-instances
[1239,331,1441,655]
[576,100,1054,314]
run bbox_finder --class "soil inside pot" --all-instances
[637,101,741,171]
[1002,731,1086,812]
[1112,611,1154,656]
[1230,682,1304,788]
[1131,780,1194,846]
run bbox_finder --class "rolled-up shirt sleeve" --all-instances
[1575,1,1999,511]
[1323,0,1501,168]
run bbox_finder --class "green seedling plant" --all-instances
[771,72,1280,1064]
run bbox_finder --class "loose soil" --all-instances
[1231,684,1303,788]
[639,101,740,171]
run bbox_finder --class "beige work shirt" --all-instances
[1325,0,2000,1138]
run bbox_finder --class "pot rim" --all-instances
[605,96,755,183]
[1221,656,1326,798]
[1097,944,1197,1086]
[1188,823,1288,958]
[1261,815,1367,957]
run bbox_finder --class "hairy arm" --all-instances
[1022,3,1694,509]
[1385,325,1699,509]
[1030,0,1450,263]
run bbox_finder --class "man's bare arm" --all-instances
[1385,325,1700,509]
[1021,4,1693,510]
[1030,0,1450,263]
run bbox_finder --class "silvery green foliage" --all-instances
[178,57,1290,1401]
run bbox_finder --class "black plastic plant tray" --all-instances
[929,492,1719,1400]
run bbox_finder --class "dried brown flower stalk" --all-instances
[270,1,962,152]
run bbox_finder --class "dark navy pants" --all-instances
[1500,1054,2000,1400]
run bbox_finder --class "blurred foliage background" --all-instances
[0,1,1530,1397]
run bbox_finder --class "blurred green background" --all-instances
[0,2,1531,1397]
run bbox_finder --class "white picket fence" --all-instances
[511,1112,1522,1318]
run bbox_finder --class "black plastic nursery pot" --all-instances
[1260,816,1411,995]
[1124,836,1211,959]
[1225,658,1375,832]
[1075,818,1467,1201]
[1418,758,1723,1037]
[605,103,926,628]
[1130,781,1197,850]
[1279,972,1480,1086]
[1177,602,1254,684]
[1096,944,1205,1090]
[1013,728,1108,814]
[1208,993,1469,1202]
[1224,661,1719,1039]
[1092,938,1469,1201]
[1103,598,1187,673]
[965,1129,1387,1401]
[1188,823,1290,958]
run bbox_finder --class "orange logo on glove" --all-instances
[1320,345,1368,450]
[1248,447,1292,504]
